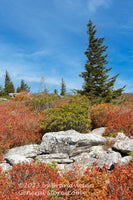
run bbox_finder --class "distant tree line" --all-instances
[0,70,30,96]
[0,71,67,97]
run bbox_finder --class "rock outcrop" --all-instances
[0,128,132,172]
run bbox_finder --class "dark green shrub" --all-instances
[40,95,91,133]
[31,92,60,111]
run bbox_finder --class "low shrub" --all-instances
[90,103,133,137]
[40,95,91,133]
[31,92,60,111]
[107,162,133,200]
[0,161,133,199]
[60,163,108,200]
[0,161,62,200]
[13,91,32,102]
[90,103,117,129]
[0,101,43,161]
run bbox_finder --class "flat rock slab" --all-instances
[36,155,74,164]
[36,153,69,159]
[4,155,33,165]
[4,144,41,159]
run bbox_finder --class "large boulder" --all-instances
[40,130,106,156]
[113,132,133,154]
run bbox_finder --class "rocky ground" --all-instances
[1,127,133,173]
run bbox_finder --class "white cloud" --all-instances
[88,0,111,13]
[19,75,60,86]
[16,49,52,59]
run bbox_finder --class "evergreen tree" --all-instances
[17,79,30,92]
[60,78,66,96]
[54,89,58,95]
[78,20,125,103]
[4,71,15,95]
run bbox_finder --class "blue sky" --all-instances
[0,0,133,93]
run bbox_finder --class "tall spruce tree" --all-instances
[60,78,66,96]
[4,71,15,95]
[79,20,125,102]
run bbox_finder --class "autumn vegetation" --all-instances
[0,19,132,199]
[0,92,133,199]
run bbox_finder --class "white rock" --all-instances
[36,153,69,159]
[71,146,122,169]
[4,154,33,165]
[36,154,74,164]
[2,130,132,173]
[40,130,106,156]
[0,163,12,171]
[119,156,132,165]
[90,127,106,136]
[113,132,133,153]
[4,144,41,159]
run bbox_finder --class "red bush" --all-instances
[60,163,108,199]
[90,103,133,137]
[13,91,33,101]
[0,162,132,199]
[106,162,133,200]
[0,101,43,161]
[0,161,62,200]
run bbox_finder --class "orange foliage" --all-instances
[107,162,133,200]
[0,161,62,200]
[0,101,43,161]
[60,163,108,199]
[0,95,133,199]
[90,103,133,137]
[13,91,33,101]
[0,162,133,199]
